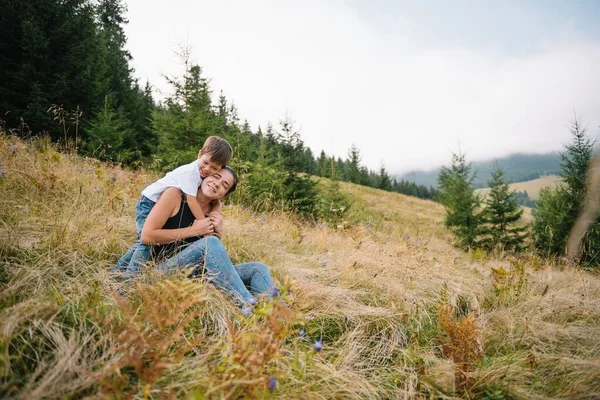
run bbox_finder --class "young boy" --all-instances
[115,136,233,275]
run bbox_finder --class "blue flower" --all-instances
[268,376,277,391]
[242,306,253,317]
[247,297,257,306]
[270,287,280,298]
[299,328,306,337]
[314,340,323,352]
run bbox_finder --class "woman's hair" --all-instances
[223,165,238,195]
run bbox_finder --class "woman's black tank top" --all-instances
[152,192,201,261]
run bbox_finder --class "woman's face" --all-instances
[200,168,235,200]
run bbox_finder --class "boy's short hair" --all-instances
[199,136,233,166]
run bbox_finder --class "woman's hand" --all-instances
[190,217,214,237]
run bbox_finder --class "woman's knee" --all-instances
[205,235,224,249]
[246,262,270,278]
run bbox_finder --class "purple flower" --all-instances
[10,148,16,155]
[270,287,280,298]
[314,340,323,352]
[299,328,306,337]
[268,376,277,391]
[247,297,257,306]
[242,306,253,317]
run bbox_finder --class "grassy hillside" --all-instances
[1,134,599,399]
[476,175,562,200]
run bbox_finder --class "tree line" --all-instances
[0,0,437,205]
[437,119,599,269]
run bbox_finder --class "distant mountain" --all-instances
[398,152,562,189]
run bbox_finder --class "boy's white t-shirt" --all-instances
[141,160,202,202]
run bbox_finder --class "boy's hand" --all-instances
[209,211,224,238]
[208,211,222,226]
[191,217,214,237]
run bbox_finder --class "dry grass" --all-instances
[477,175,561,200]
[1,133,599,399]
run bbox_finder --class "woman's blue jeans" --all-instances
[158,236,275,305]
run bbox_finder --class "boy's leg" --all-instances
[124,196,155,275]
[234,262,276,296]
[114,246,135,272]
[158,236,254,305]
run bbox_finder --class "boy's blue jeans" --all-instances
[158,236,275,305]
[114,196,155,275]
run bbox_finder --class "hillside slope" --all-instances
[1,134,599,399]
[476,174,561,200]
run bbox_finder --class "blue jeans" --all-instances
[159,236,275,305]
[114,196,155,275]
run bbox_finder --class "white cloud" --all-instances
[124,0,600,174]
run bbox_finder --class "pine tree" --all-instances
[481,166,527,252]
[533,118,599,265]
[438,152,483,249]
[346,144,361,184]
[84,95,133,162]
[378,163,392,190]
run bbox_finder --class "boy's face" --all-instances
[198,154,222,178]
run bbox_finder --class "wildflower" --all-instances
[316,222,326,229]
[314,340,323,352]
[259,218,265,224]
[320,260,328,267]
[268,376,277,391]
[10,147,16,155]
[270,287,280,298]
[404,233,410,240]
[299,328,306,337]
[242,306,253,317]
[247,297,257,306]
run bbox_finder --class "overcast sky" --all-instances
[124,0,600,175]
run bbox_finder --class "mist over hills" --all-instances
[398,152,561,189]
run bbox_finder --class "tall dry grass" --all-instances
[1,132,599,399]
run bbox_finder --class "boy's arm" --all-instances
[209,200,224,238]
[186,194,205,220]
[211,199,222,214]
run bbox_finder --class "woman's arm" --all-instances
[141,187,214,245]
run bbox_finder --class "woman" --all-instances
[115,166,276,306]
